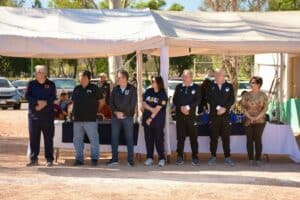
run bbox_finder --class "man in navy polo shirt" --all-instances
[72,71,103,166]
[26,65,56,167]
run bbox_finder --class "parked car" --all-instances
[168,79,181,102]
[11,80,29,102]
[50,78,76,97]
[0,77,22,110]
[237,81,251,100]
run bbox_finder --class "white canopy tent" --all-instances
[1,7,300,156]
[1,7,300,58]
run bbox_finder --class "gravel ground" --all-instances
[0,104,300,200]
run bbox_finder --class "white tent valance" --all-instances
[1,7,300,58]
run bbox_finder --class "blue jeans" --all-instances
[111,117,134,162]
[73,122,99,162]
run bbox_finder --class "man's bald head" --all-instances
[215,68,225,84]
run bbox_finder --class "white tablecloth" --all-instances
[53,121,300,163]
[136,122,300,163]
[53,120,129,153]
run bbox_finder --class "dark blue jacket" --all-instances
[25,79,56,119]
[207,81,235,118]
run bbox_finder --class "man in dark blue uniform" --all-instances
[173,70,201,166]
[207,68,235,167]
[25,65,56,167]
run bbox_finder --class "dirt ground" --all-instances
[0,104,300,200]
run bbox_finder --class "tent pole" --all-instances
[160,46,171,160]
[279,53,285,122]
[136,50,143,119]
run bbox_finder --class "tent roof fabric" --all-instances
[149,11,300,56]
[1,7,300,58]
[0,7,163,58]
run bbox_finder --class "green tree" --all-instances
[268,0,300,10]
[170,55,195,77]
[168,3,184,11]
[0,0,24,6]
[33,0,42,8]
[132,0,166,9]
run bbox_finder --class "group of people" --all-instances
[26,65,268,168]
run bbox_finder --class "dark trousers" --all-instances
[176,118,198,159]
[28,117,54,162]
[245,123,265,161]
[209,115,231,158]
[111,117,134,162]
[144,125,165,160]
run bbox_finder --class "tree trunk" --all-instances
[108,0,122,83]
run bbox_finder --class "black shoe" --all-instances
[26,160,38,167]
[128,160,135,167]
[107,159,119,166]
[46,161,53,167]
[91,159,98,166]
[73,160,84,166]
[192,158,200,166]
[176,157,184,165]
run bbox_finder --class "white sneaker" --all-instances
[158,159,166,167]
[144,158,153,166]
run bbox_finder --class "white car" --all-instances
[50,78,76,97]
[237,81,251,100]
[168,79,181,102]
[0,77,22,110]
[11,80,29,102]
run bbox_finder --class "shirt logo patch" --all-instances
[44,84,49,89]
[191,90,196,95]
[161,100,166,105]
[124,90,130,95]
[225,87,230,92]
[87,89,92,94]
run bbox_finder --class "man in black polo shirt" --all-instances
[207,68,235,167]
[72,71,103,166]
[107,69,137,167]
[173,69,201,166]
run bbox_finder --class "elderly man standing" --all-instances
[207,68,235,166]
[26,65,56,167]
[72,71,103,166]
[98,73,111,104]
[173,69,201,166]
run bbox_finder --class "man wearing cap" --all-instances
[25,65,56,167]
[72,71,103,166]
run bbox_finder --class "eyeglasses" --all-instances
[36,71,46,74]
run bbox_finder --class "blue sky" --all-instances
[24,0,203,11]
